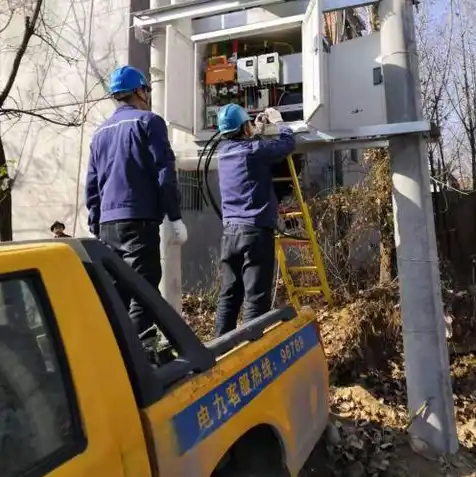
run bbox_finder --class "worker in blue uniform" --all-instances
[215,104,296,337]
[85,65,187,337]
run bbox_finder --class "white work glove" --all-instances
[170,219,188,245]
[264,107,283,124]
[254,112,268,135]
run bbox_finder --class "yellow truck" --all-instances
[0,239,329,477]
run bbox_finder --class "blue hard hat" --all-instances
[109,65,150,95]
[217,104,250,134]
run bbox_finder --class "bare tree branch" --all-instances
[0,108,81,127]
[0,0,44,107]
[0,5,15,33]
[32,31,77,64]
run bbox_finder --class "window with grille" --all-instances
[179,170,205,212]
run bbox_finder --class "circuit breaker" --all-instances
[237,56,258,87]
[258,53,280,85]
[199,33,305,132]
[258,89,270,109]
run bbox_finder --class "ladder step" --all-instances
[280,211,303,219]
[278,238,309,247]
[272,177,293,182]
[288,266,319,273]
[278,207,301,213]
[293,287,322,296]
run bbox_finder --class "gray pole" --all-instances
[379,0,458,454]
[150,0,183,314]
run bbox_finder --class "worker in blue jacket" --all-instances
[215,104,296,337]
[85,65,187,337]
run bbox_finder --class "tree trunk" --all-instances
[379,202,394,286]
[0,137,13,242]
[374,150,394,286]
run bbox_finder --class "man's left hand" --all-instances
[170,219,188,245]
[89,223,99,238]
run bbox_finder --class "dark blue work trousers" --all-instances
[215,224,275,337]
[100,220,161,335]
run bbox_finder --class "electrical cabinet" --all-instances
[164,0,327,137]
[156,0,393,143]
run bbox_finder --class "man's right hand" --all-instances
[264,107,283,124]
[254,112,268,135]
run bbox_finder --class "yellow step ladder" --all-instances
[274,156,333,310]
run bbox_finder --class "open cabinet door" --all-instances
[302,0,325,125]
[164,24,194,132]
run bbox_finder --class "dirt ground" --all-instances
[299,287,476,477]
[300,371,476,477]
[183,287,476,477]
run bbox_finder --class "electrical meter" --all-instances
[237,56,258,87]
[258,53,280,85]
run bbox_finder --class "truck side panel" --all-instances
[143,312,329,477]
[0,245,151,477]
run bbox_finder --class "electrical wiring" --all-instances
[196,130,221,206]
[202,134,223,218]
[273,41,295,54]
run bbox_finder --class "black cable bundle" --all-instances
[196,131,223,219]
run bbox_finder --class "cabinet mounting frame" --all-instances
[191,120,433,144]
[133,0,285,39]
[171,120,435,170]
[132,0,382,35]
[133,0,382,42]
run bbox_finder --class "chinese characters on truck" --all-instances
[173,324,318,454]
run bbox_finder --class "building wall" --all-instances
[0,0,131,240]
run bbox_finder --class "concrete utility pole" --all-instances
[379,0,458,454]
[150,0,182,314]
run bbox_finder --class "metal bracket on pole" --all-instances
[173,120,434,170]
[192,120,433,144]
[322,0,381,13]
